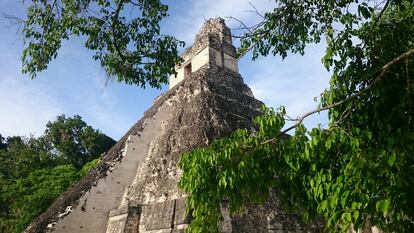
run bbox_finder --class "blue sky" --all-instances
[0,0,330,140]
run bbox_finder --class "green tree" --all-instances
[20,0,184,88]
[0,136,57,181]
[179,1,414,232]
[44,114,115,168]
[0,115,115,232]
[0,158,102,233]
[1,165,80,233]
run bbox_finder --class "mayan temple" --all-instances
[26,18,322,233]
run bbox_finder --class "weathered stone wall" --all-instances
[41,104,173,233]
[107,64,324,233]
[169,68,185,89]
[26,62,266,233]
[169,18,238,89]
[106,64,263,233]
[25,96,176,233]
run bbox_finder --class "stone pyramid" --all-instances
[26,18,321,233]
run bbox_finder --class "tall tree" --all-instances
[44,114,116,168]
[18,0,184,88]
[179,1,414,232]
[0,136,56,180]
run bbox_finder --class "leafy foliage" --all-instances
[180,1,414,232]
[0,136,58,181]
[1,165,80,233]
[0,115,114,233]
[44,114,115,168]
[22,0,184,88]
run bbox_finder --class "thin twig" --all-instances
[365,0,390,48]
[285,115,298,121]
[335,106,352,125]
[248,2,264,19]
[372,0,390,29]
[226,16,253,33]
[228,27,270,39]
[0,11,26,41]
[203,16,266,39]
[236,12,277,60]
[0,11,26,26]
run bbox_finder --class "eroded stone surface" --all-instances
[173,199,190,226]
[124,206,141,233]
[169,18,238,89]
[106,214,128,233]
[141,201,175,231]
[40,103,173,233]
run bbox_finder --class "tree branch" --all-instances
[281,47,414,134]
[372,0,390,29]
[236,31,267,60]
[111,0,126,62]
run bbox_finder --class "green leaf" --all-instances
[358,5,371,19]
[376,199,391,216]
[340,191,350,208]
[319,200,328,212]
[352,210,359,222]
[341,212,352,223]
[387,153,396,167]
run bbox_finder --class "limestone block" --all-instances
[223,53,238,73]
[171,229,186,233]
[173,198,190,226]
[141,200,175,231]
[106,214,127,233]
[144,229,172,233]
[219,202,232,233]
[210,48,223,67]
[191,47,210,73]
[169,68,184,89]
